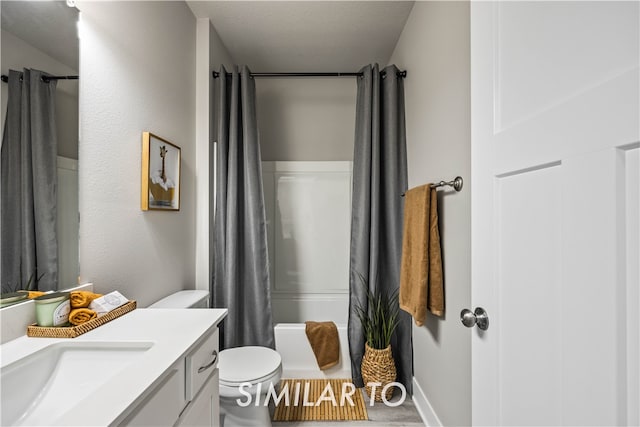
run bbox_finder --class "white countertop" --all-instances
[0,307,227,426]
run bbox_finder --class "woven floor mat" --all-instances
[272,378,368,422]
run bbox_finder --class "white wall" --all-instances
[77,1,197,306]
[389,3,471,426]
[256,78,356,161]
[1,29,79,159]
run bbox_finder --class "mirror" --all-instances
[1,1,79,297]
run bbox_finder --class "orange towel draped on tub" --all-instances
[305,321,340,370]
[399,184,444,326]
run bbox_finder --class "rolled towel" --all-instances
[69,308,97,325]
[27,291,46,299]
[70,291,103,308]
[305,321,340,370]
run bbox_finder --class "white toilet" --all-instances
[217,346,282,427]
[149,290,282,427]
[147,290,210,309]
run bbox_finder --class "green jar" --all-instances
[34,292,70,327]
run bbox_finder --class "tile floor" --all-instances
[271,389,425,427]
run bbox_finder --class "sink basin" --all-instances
[1,341,153,426]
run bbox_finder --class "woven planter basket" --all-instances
[361,343,396,402]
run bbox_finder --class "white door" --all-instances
[471,2,639,426]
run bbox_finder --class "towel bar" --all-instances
[401,176,463,197]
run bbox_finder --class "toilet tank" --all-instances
[148,290,210,308]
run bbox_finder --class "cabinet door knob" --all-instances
[197,350,218,373]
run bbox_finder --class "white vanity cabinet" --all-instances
[120,329,220,426]
[177,370,219,427]
[0,307,228,426]
[177,328,220,427]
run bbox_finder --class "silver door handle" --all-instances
[460,307,489,330]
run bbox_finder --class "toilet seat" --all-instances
[218,346,282,387]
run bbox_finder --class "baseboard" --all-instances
[412,377,443,427]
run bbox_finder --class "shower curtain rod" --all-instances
[1,75,79,83]
[212,70,407,79]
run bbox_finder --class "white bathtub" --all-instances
[274,323,352,379]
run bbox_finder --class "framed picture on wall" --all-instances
[141,132,181,211]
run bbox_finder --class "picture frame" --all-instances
[141,132,181,211]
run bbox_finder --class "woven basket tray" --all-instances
[27,300,137,338]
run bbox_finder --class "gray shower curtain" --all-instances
[1,69,59,292]
[348,64,412,392]
[211,65,275,350]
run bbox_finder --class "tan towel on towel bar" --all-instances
[399,184,444,326]
[305,321,340,370]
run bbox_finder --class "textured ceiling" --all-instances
[1,1,79,71]
[186,1,415,72]
[1,1,414,75]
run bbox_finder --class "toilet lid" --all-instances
[218,346,281,386]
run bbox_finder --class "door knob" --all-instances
[460,307,489,330]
